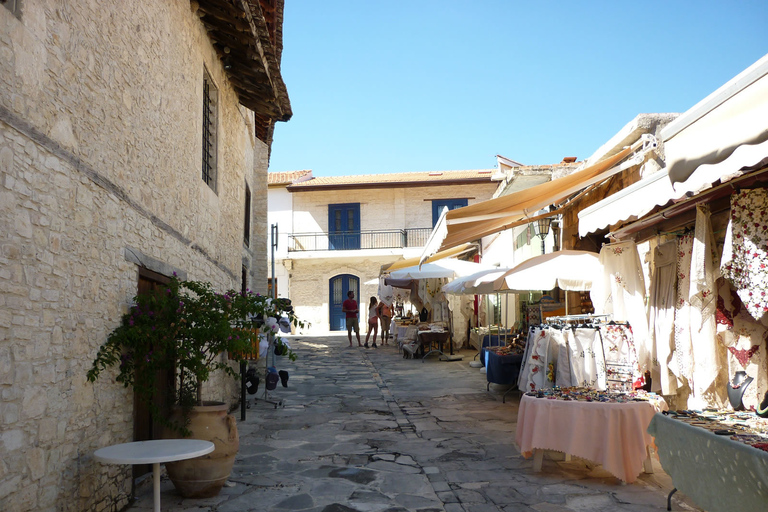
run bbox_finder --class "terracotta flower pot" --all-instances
[163,401,239,498]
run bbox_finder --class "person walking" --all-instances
[342,290,361,347]
[364,296,379,348]
[376,300,392,345]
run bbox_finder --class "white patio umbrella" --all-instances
[496,250,601,292]
[442,267,512,295]
[387,258,490,280]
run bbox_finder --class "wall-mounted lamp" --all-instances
[223,57,233,70]
[532,208,553,254]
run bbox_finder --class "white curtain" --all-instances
[592,241,651,372]
[647,240,678,395]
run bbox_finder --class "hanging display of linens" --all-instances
[592,241,651,374]
[518,327,556,392]
[672,233,695,386]
[601,323,643,391]
[717,279,768,411]
[688,205,726,407]
[567,327,608,389]
[519,323,618,392]
[721,188,768,321]
[647,240,679,395]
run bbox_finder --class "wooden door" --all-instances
[329,274,359,330]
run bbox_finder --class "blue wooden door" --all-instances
[329,274,359,331]
[328,203,360,250]
[432,199,468,226]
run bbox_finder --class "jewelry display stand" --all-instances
[252,332,284,409]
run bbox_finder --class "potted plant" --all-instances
[87,274,302,497]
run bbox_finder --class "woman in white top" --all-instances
[365,296,379,349]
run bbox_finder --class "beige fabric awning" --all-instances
[420,147,633,262]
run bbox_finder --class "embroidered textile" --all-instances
[567,327,607,390]
[689,204,722,400]
[728,345,760,367]
[717,279,768,411]
[601,323,644,391]
[721,188,768,321]
[593,241,651,371]
[648,240,678,394]
[672,234,694,384]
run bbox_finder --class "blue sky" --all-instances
[268,1,768,177]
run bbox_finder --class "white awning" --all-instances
[388,259,491,280]
[578,169,685,237]
[663,53,768,184]
[578,138,768,236]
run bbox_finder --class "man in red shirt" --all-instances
[342,290,361,347]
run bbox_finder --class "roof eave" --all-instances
[286,178,496,192]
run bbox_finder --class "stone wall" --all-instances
[0,2,270,510]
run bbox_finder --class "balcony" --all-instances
[288,228,432,252]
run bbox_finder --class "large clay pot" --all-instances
[163,401,239,498]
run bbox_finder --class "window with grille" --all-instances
[1,0,21,18]
[202,70,218,191]
[243,182,251,247]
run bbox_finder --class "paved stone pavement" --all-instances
[129,335,703,512]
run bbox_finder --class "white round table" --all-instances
[94,439,214,512]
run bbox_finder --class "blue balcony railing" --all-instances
[288,228,432,252]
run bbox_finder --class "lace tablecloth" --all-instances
[515,394,663,482]
[647,412,768,512]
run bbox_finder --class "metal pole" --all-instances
[240,361,246,421]
[271,223,278,300]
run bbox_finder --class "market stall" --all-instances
[384,258,489,355]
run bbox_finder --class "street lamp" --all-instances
[533,216,552,254]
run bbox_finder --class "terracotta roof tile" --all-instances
[287,169,496,190]
[268,170,312,185]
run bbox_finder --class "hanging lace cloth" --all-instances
[721,188,768,321]
[592,241,651,372]
[672,233,694,385]
[544,328,564,388]
[565,327,607,390]
[648,240,678,394]
[519,326,553,392]
[601,323,643,391]
[688,204,724,406]
[517,326,539,390]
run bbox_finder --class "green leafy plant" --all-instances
[87,274,303,433]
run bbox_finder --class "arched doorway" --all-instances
[329,274,359,331]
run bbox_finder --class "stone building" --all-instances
[271,170,500,333]
[0,1,290,510]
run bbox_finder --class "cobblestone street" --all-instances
[130,335,701,512]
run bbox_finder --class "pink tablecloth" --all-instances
[515,394,663,483]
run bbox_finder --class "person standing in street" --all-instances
[342,290,361,347]
[376,300,392,346]
[364,296,379,349]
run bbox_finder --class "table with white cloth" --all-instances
[515,394,664,483]
[647,412,768,512]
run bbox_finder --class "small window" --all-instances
[431,199,468,226]
[243,183,251,247]
[202,69,218,191]
[1,0,21,18]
